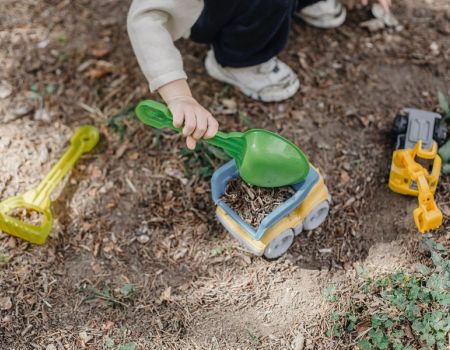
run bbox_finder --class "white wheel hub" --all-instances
[303,201,330,231]
[264,229,294,259]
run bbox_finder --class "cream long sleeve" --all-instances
[127,0,204,92]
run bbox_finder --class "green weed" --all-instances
[324,239,450,349]
[181,143,230,180]
[119,283,139,300]
[84,282,140,308]
[107,105,136,140]
[0,252,10,265]
[245,328,259,347]
[438,91,450,120]
[239,111,253,128]
[118,342,136,350]
[211,245,225,256]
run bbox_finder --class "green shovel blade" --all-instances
[135,100,310,187]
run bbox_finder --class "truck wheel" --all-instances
[392,114,408,136]
[293,221,303,236]
[303,201,330,231]
[264,229,294,259]
[433,121,448,146]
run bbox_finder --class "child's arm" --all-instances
[127,0,218,149]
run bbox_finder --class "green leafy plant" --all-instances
[0,252,9,265]
[107,105,136,140]
[211,245,225,256]
[438,91,450,120]
[181,143,230,179]
[119,342,136,350]
[239,111,253,128]
[85,285,128,308]
[103,336,114,348]
[324,239,450,349]
[322,287,338,303]
[84,282,140,308]
[119,283,139,300]
[245,328,260,348]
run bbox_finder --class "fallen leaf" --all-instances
[90,166,102,179]
[220,98,237,114]
[102,321,114,331]
[91,45,111,59]
[340,171,350,184]
[0,297,12,310]
[88,60,114,80]
[160,287,172,302]
[404,324,414,339]
[356,321,371,335]
[441,205,450,217]
[127,152,139,161]
[360,18,385,32]
[173,248,188,260]
[115,141,130,158]
[79,331,93,344]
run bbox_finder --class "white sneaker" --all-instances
[205,50,300,102]
[295,0,347,29]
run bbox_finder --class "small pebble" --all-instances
[291,332,305,350]
[11,102,34,117]
[137,235,150,244]
[0,83,12,99]
[34,108,52,123]
[430,42,439,55]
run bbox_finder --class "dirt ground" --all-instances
[1,0,449,349]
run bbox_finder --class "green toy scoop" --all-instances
[135,100,310,188]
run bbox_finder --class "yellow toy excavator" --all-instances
[389,141,442,232]
[389,108,447,233]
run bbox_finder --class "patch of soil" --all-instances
[222,177,295,227]
[0,0,449,348]
[7,207,43,226]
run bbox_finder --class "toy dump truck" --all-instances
[389,108,447,233]
[211,160,330,259]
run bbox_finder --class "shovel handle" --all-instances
[30,126,100,209]
[135,100,181,133]
[135,100,245,160]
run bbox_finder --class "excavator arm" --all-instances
[400,150,443,233]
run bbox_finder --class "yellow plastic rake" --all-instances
[0,126,99,244]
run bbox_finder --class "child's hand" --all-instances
[361,0,392,11]
[167,96,219,150]
[158,79,219,150]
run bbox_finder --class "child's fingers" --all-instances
[204,115,219,139]
[192,111,208,140]
[186,136,197,150]
[170,105,185,128]
[182,109,196,136]
[361,0,368,5]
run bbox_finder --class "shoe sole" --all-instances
[205,53,300,102]
[296,6,347,29]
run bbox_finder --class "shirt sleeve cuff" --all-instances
[149,70,188,92]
